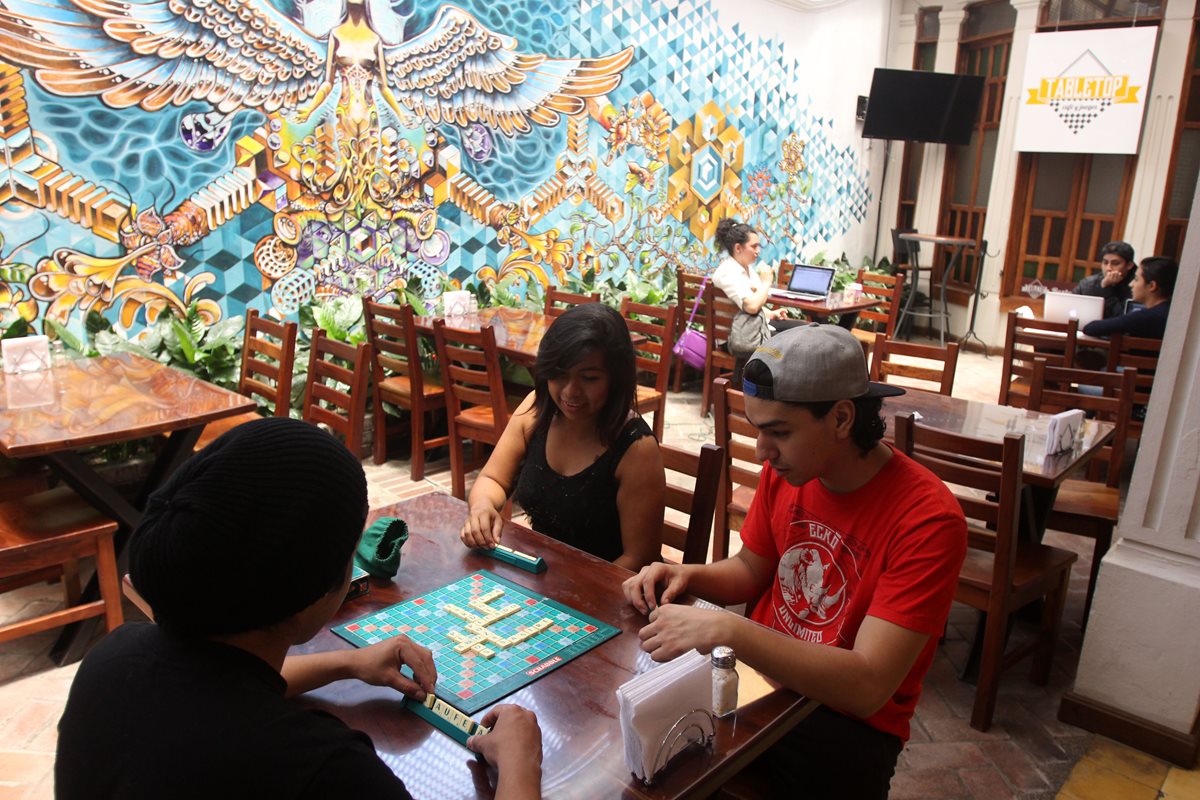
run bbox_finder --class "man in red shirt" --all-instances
[624,324,967,797]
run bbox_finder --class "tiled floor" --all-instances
[2,341,1199,799]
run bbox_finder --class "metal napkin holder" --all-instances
[639,708,716,786]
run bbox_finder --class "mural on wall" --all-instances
[0,0,872,335]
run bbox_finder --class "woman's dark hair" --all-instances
[715,218,757,257]
[532,303,636,445]
[1139,256,1178,299]
[741,359,885,455]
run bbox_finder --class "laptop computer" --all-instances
[769,264,837,302]
[1043,292,1104,327]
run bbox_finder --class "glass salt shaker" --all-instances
[50,340,67,367]
[711,646,739,718]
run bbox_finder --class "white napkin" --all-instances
[1045,408,1085,456]
[617,649,712,782]
[442,290,473,316]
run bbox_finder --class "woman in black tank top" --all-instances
[459,304,665,570]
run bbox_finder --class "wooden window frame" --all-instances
[1156,17,1200,259]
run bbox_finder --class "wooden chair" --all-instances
[544,287,600,318]
[362,299,448,479]
[850,268,906,353]
[869,333,959,396]
[713,378,762,562]
[703,284,740,415]
[433,320,517,500]
[0,487,122,644]
[301,329,372,456]
[195,309,297,450]
[620,299,677,441]
[1029,358,1135,629]
[998,312,1079,408]
[775,259,796,289]
[894,413,1076,731]
[1107,333,1160,443]
[672,268,709,392]
[660,443,724,565]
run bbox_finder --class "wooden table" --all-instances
[413,307,553,367]
[0,353,256,661]
[298,493,817,799]
[766,292,879,330]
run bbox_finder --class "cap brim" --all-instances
[864,381,906,399]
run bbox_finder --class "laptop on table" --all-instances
[769,264,837,302]
[1042,292,1104,327]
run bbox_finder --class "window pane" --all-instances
[917,43,937,71]
[952,135,979,205]
[963,1,1017,39]
[1032,154,1075,210]
[904,143,925,199]
[976,129,999,201]
[1048,216,1067,254]
[1029,215,1045,249]
[1169,129,1200,219]
[919,9,941,40]
[1042,0,1162,24]
[1084,155,1128,216]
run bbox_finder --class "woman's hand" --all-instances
[461,505,504,549]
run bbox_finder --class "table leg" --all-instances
[47,426,204,664]
[895,259,921,341]
[835,312,860,331]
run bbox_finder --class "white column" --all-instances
[1123,0,1197,259]
[1064,174,1200,760]
[873,6,919,260]
[911,2,970,239]
[962,0,1041,348]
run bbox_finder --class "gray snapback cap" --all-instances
[742,323,905,402]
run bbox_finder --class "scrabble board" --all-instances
[332,571,619,715]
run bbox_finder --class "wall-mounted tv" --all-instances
[861,69,985,146]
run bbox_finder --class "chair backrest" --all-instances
[238,309,298,416]
[661,443,724,564]
[620,299,678,397]
[855,268,907,337]
[1028,358,1135,488]
[675,267,708,331]
[870,333,959,395]
[892,228,919,265]
[362,298,425,392]
[998,311,1079,407]
[713,377,762,560]
[704,283,739,355]
[301,328,371,451]
[1107,333,1160,427]
[893,412,1026,597]
[777,259,795,289]
[433,319,510,434]
[545,287,600,318]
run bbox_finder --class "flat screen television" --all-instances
[861,69,985,145]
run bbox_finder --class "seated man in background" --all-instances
[623,325,967,799]
[1082,256,1177,340]
[56,418,542,800]
[1072,240,1136,319]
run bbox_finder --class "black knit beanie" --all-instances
[130,417,368,637]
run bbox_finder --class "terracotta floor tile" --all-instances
[977,741,1051,792]
[1058,757,1161,800]
[959,765,1016,800]
[0,701,58,750]
[903,741,989,770]
[888,767,968,799]
[1082,736,1169,789]
[0,751,53,784]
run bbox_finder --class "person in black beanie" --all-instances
[55,417,543,800]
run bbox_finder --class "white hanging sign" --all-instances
[1014,27,1158,154]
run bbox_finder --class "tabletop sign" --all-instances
[332,570,618,715]
[1,335,51,374]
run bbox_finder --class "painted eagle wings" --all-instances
[0,0,633,134]
[0,0,328,113]
[382,5,633,134]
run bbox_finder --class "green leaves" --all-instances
[45,318,88,354]
[1,317,31,340]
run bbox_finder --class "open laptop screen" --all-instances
[787,265,836,296]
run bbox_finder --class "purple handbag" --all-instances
[672,275,710,370]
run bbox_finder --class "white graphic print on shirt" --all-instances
[770,517,868,645]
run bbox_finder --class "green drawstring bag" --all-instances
[354,517,409,578]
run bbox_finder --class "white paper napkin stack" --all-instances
[616,649,712,782]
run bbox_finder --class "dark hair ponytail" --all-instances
[715,219,756,256]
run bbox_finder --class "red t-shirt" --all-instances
[741,446,966,742]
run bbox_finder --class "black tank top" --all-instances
[513,417,653,562]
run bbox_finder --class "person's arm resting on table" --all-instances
[281,636,436,699]
[461,393,536,548]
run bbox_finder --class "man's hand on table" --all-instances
[348,635,437,700]
[622,563,691,613]
[468,705,543,799]
[639,605,730,662]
